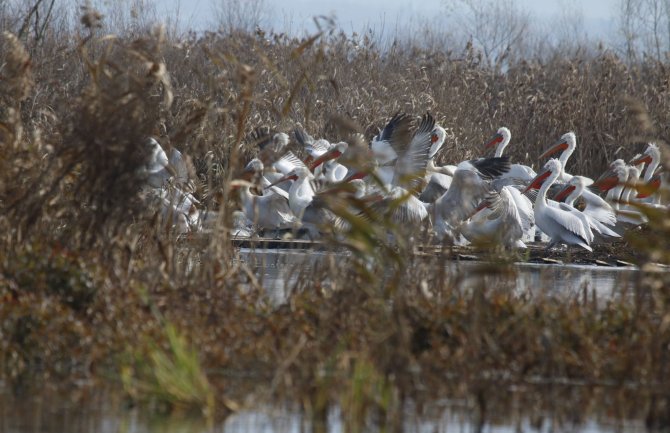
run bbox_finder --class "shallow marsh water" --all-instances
[237,248,640,303]
[1,249,654,433]
[0,386,650,433]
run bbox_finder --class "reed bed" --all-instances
[1,7,670,431]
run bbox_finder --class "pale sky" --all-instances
[152,0,619,40]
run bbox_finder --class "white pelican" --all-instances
[390,113,440,190]
[616,165,648,226]
[322,158,349,183]
[286,166,343,238]
[553,176,620,239]
[263,151,309,192]
[369,113,447,189]
[294,127,331,166]
[593,159,628,209]
[432,158,510,241]
[636,172,663,204]
[506,185,536,242]
[142,137,177,188]
[459,187,528,248]
[265,140,348,191]
[524,159,592,251]
[167,147,192,186]
[368,113,437,225]
[419,164,453,203]
[154,185,201,234]
[251,127,289,155]
[484,126,536,183]
[235,162,297,234]
[236,181,296,234]
[293,128,351,179]
[341,113,437,229]
[630,143,663,204]
[630,143,661,182]
[287,166,316,217]
[429,124,447,159]
[539,132,577,182]
[370,113,412,187]
[420,127,454,203]
[310,141,349,179]
[231,210,253,238]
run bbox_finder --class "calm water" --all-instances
[238,248,640,302]
[0,388,649,433]
[1,250,651,433]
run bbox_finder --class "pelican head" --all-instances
[593,159,626,192]
[524,158,562,193]
[540,132,576,160]
[484,126,511,151]
[554,175,591,202]
[630,142,660,167]
[244,158,264,174]
[309,141,348,171]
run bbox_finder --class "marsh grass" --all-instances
[1,5,670,431]
[121,322,215,416]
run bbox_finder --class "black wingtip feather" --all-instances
[379,112,411,142]
[250,126,272,149]
[472,156,511,179]
[294,128,310,147]
[416,112,435,136]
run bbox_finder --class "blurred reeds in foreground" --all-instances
[1,5,670,430]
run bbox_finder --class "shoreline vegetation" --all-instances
[2,3,670,431]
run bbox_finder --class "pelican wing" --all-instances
[481,191,504,220]
[370,113,412,165]
[274,151,307,175]
[435,169,491,225]
[305,139,331,158]
[374,113,413,153]
[546,202,591,244]
[582,189,617,226]
[294,128,314,147]
[419,173,452,203]
[589,217,621,237]
[391,113,436,189]
[469,156,511,179]
[506,186,534,231]
[260,176,290,199]
[370,188,428,224]
[249,126,273,149]
[500,163,536,183]
[168,148,191,185]
[557,202,594,242]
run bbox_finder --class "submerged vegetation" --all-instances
[2,3,670,431]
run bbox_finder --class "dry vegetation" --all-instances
[2,5,670,431]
